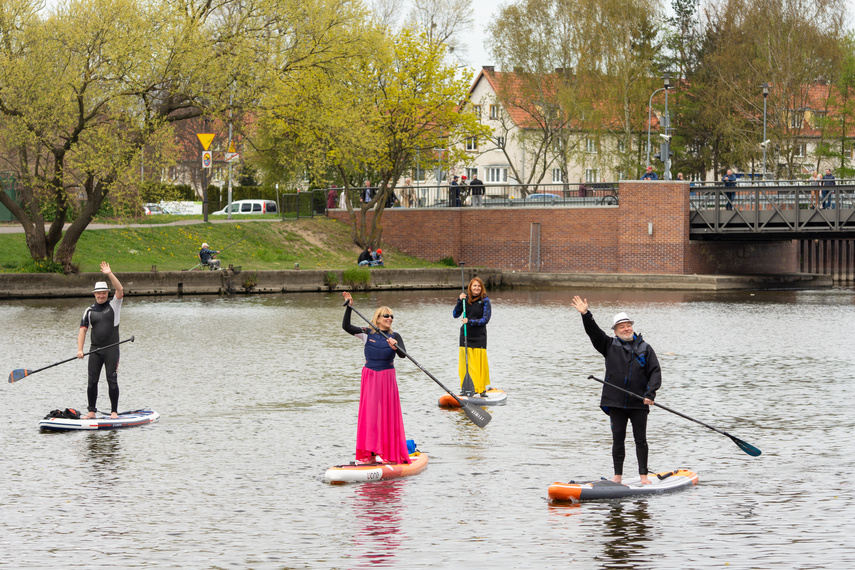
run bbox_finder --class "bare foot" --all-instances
[611,475,622,483]
[640,475,652,484]
[110,412,118,419]
[83,412,96,419]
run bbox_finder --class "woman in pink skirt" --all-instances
[342,291,410,465]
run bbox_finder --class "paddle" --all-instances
[343,300,491,428]
[9,336,135,383]
[588,375,761,456]
[458,262,476,396]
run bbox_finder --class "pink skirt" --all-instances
[356,367,410,464]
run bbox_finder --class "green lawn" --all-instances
[0,217,449,272]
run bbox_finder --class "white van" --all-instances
[212,200,278,215]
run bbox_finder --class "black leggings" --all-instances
[609,408,649,476]
[87,346,120,413]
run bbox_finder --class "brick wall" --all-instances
[330,181,800,275]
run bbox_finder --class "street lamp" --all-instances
[761,83,769,180]
[662,73,671,181]
[646,86,665,167]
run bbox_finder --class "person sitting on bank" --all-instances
[641,166,658,180]
[199,243,221,270]
[371,248,384,267]
[357,247,374,266]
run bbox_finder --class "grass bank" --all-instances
[0,217,449,272]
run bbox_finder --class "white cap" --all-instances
[93,281,109,292]
[202,243,209,248]
[611,312,633,329]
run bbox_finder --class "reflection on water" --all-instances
[351,481,405,567]
[600,502,651,564]
[1,287,854,568]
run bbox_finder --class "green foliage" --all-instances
[242,272,259,290]
[324,270,339,290]
[343,267,371,289]
[439,256,457,267]
[18,259,65,274]
[140,182,189,204]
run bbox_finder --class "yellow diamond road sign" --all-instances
[197,133,215,151]
[228,141,236,153]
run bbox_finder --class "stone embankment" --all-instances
[0,268,831,299]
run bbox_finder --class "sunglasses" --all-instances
[381,314,394,319]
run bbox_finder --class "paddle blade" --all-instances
[461,402,491,428]
[461,372,475,396]
[732,436,762,456]
[8,369,31,383]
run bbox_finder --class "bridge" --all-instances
[688,182,855,240]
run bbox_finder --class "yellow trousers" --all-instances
[458,347,490,393]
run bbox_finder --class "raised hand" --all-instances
[571,295,588,314]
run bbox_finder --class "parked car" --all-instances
[510,193,561,206]
[212,200,278,215]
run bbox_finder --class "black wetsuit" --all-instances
[80,295,123,413]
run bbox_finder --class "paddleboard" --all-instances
[548,469,699,501]
[438,388,507,408]
[39,409,160,432]
[325,452,428,484]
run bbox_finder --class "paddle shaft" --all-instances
[10,336,135,382]
[459,262,475,395]
[587,375,760,455]
[342,301,491,427]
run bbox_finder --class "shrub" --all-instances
[324,271,339,290]
[343,267,370,290]
[242,272,258,290]
[439,256,456,267]
[19,258,65,274]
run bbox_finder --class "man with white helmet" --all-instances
[571,296,661,484]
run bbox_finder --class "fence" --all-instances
[323,182,621,209]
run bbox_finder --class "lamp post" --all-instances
[761,83,769,180]
[662,73,671,181]
[646,87,666,168]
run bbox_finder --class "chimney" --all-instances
[483,66,495,72]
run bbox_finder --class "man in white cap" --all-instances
[78,261,124,419]
[199,242,221,270]
[571,295,661,485]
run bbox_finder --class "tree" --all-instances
[698,0,845,178]
[254,26,483,248]
[486,0,662,183]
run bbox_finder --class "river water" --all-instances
[1,287,854,569]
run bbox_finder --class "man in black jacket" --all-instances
[571,295,661,484]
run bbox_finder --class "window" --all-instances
[495,136,505,149]
[473,105,482,118]
[487,167,508,183]
[617,140,626,153]
[552,169,564,183]
[794,143,807,158]
[241,203,252,212]
[616,170,625,181]
[412,167,426,182]
[465,167,479,179]
[789,111,804,129]
[489,104,499,120]
[465,137,478,151]
[585,168,598,183]
[585,138,598,154]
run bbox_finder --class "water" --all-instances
[1,288,854,569]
